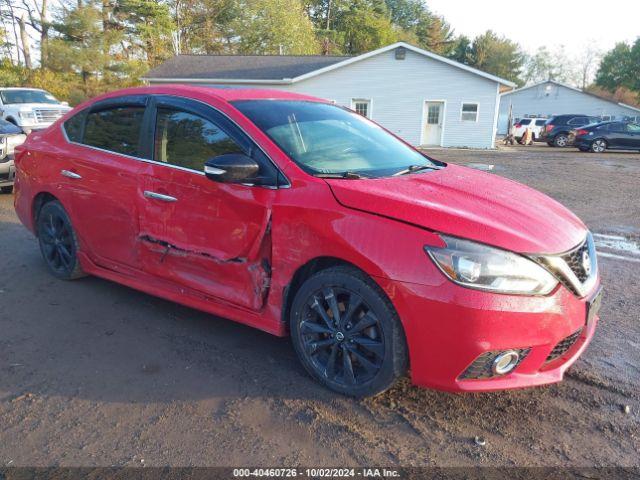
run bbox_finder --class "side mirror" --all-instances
[204,153,260,184]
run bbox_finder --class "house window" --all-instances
[352,99,371,118]
[461,103,479,122]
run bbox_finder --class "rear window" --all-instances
[535,119,546,126]
[83,106,145,156]
[63,110,87,142]
[519,119,532,125]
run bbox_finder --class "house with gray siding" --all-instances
[144,42,515,149]
[498,80,640,134]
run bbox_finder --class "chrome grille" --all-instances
[35,108,64,123]
[546,329,582,363]
[532,233,597,298]
[459,348,531,380]
[561,241,590,282]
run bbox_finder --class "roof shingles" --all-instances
[145,54,351,81]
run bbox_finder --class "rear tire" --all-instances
[553,134,569,147]
[36,201,86,280]
[290,266,408,398]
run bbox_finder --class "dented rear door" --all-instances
[137,96,275,311]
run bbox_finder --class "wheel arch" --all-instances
[281,256,359,325]
[32,191,60,234]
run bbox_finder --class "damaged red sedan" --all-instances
[13,86,602,397]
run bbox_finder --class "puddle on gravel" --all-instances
[593,232,640,263]
[465,163,504,172]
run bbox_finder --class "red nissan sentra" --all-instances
[13,86,602,397]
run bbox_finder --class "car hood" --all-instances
[325,164,587,254]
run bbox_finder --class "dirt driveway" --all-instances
[0,146,639,469]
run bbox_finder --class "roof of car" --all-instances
[82,85,326,107]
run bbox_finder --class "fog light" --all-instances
[492,350,520,375]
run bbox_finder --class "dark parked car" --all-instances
[574,121,640,153]
[540,115,601,147]
[0,117,27,193]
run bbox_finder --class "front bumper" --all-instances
[378,276,600,392]
[0,154,15,186]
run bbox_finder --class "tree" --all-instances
[448,35,471,64]
[336,0,396,54]
[466,30,524,85]
[576,45,601,89]
[112,0,175,66]
[232,0,320,55]
[171,0,238,54]
[595,39,640,93]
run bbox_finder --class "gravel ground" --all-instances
[0,145,639,469]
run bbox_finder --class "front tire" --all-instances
[553,134,569,147]
[290,266,408,397]
[36,201,86,280]
[591,139,607,153]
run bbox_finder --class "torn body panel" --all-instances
[137,163,274,311]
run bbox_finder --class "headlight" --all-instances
[19,111,36,121]
[425,235,558,295]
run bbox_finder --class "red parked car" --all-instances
[13,86,602,397]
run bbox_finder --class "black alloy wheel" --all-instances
[37,201,85,280]
[290,266,407,397]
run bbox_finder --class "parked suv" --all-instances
[13,86,602,397]
[513,117,547,142]
[0,118,27,193]
[0,88,71,133]
[540,115,601,147]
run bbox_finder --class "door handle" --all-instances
[143,190,178,202]
[61,169,82,179]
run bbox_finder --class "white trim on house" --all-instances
[292,43,516,87]
[491,83,501,148]
[143,42,516,88]
[460,102,480,122]
[350,98,373,119]
[501,79,640,113]
[419,99,447,147]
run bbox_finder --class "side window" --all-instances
[626,123,640,133]
[461,103,479,122]
[154,107,244,171]
[83,106,145,156]
[63,110,87,142]
[610,122,626,133]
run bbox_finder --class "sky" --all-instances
[427,0,639,54]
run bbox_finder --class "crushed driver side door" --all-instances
[136,95,280,311]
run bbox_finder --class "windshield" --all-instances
[232,100,441,177]
[0,89,59,105]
